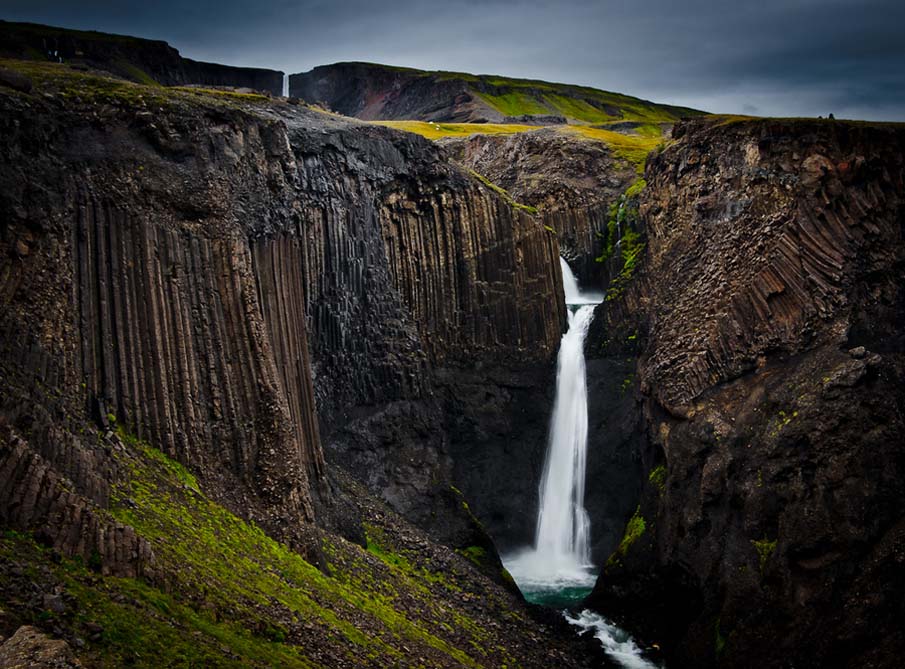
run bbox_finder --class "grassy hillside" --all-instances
[376,120,665,173]
[323,61,704,124]
[0,428,548,668]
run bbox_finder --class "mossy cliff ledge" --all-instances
[0,63,584,666]
[586,117,905,668]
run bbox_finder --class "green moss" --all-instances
[606,506,646,568]
[468,170,538,215]
[714,617,726,657]
[648,465,666,493]
[751,537,777,573]
[624,178,647,199]
[458,546,487,567]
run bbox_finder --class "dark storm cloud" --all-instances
[3,0,904,120]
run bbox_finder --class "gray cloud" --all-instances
[3,0,904,120]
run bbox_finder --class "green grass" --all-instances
[112,59,160,86]
[373,120,536,140]
[0,424,513,669]
[474,90,550,117]
[0,421,527,667]
[0,59,270,108]
[468,170,538,214]
[105,437,493,667]
[567,126,662,172]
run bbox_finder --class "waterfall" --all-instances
[534,302,594,566]
[504,258,599,599]
[504,258,661,668]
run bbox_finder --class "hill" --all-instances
[289,61,704,125]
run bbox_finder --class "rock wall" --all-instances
[0,66,567,572]
[271,113,566,540]
[587,117,905,668]
[439,129,637,283]
[0,21,284,95]
[0,84,326,568]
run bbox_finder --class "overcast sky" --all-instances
[4,0,904,120]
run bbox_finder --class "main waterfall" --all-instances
[504,258,600,605]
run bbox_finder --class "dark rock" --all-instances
[439,128,637,285]
[0,21,283,95]
[586,116,905,669]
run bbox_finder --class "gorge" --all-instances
[1,20,904,669]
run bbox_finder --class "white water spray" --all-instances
[565,610,660,669]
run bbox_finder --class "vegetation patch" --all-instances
[567,126,661,172]
[0,428,524,666]
[648,465,667,493]
[373,120,536,140]
[606,506,647,568]
[751,537,777,573]
[468,170,539,214]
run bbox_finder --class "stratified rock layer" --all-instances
[588,117,905,669]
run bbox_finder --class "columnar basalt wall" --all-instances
[0,73,569,569]
[0,92,324,566]
[587,117,905,669]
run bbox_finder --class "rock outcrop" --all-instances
[587,117,905,668]
[440,128,638,282]
[0,626,83,668]
[0,58,567,569]
[0,21,284,95]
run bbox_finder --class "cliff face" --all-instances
[0,21,284,94]
[290,61,702,124]
[439,128,638,282]
[272,110,566,541]
[0,60,566,566]
[0,75,323,562]
[0,61,590,667]
[587,117,905,668]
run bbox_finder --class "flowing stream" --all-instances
[503,258,660,668]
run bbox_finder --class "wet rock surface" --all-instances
[587,117,905,668]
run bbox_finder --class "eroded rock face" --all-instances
[440,129,638,283]
[587,117,905,668]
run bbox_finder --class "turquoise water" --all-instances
[521,584,594,608]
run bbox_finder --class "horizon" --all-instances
[2,0,904,122]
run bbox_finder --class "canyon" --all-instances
[1,21,904,669]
